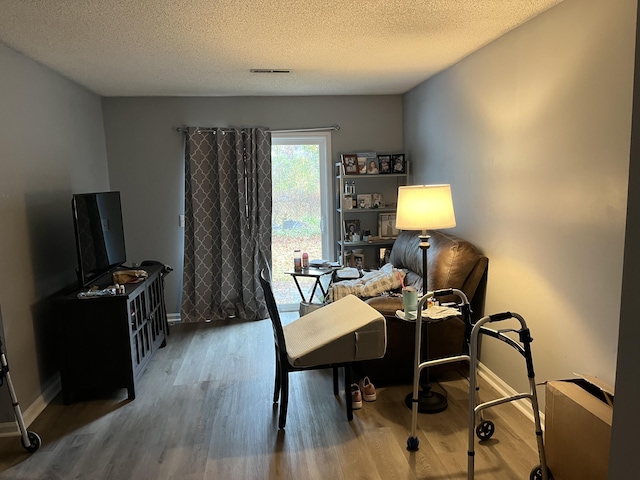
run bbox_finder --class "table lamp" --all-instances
[395,184,456,413]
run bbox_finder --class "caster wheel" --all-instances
[530,465,553,480]
[475,420,495,441]
[407,436,419,451]
[21,431,41,453]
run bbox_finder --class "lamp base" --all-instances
[404,385,448,414]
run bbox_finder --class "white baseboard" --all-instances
[477,361,544,427]
[0,374,61,437]
[167,313,181,324]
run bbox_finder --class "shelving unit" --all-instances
[335,157,409,268]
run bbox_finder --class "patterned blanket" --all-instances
[329,263,406,302]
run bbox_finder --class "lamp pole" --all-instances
[395,184,456,414]
[403,231,448,413]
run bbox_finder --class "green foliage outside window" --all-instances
[272,144,321,238]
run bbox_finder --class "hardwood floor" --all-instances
[0,315,544,479]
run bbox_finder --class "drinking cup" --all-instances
[402,286,418,320]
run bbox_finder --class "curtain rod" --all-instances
[269,125,340,133]
[176,125,340,134]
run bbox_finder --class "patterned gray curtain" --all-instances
[182,127,272,322]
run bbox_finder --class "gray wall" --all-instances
[405,0,634,396]
[404,0,637,475]
[0,44,109,414]
[101,96,403,313]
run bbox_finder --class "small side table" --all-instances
[284,267,336,303]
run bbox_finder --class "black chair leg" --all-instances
[279,371,289,429]
[332,367,339,395]
[273,353,281,403]
[345,364,353,421]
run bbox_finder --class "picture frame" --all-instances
[344,219,361,239]
[357,156,367,174]
[345,252,353,267]
[353,253,365,270]
[343,194,353,210]
[378,213,399,238]
[372,193,384,208]
[357,193,372,209]
[379,247,391,267]
[357,152,377,174]
[378,155,391,174]
[341,154,358,174]
[391,154,406,174]
[346,252,365,269]
[366,157,379,174]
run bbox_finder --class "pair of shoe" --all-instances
[351,377,377,410]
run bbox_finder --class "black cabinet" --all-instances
[55,265,168,403]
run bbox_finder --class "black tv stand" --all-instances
[55,264,168,403]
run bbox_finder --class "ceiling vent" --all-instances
[250,69,291,74]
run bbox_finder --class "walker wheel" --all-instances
[21,431,41,452]
[530,465,553,479]
[407,436,419,451]
[475,420,495,441]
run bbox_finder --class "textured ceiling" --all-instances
[0,0,562,97]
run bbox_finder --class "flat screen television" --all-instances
[72,191,127,288]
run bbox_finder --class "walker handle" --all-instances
[488,312,513,322]
[433,288,453,297]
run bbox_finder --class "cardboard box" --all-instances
[545,375,614,480]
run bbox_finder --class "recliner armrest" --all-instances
[365,295,402,318]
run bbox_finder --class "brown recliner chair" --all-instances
[363,230,488,385]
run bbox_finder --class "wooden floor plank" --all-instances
[0,317,545,479]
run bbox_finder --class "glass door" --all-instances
[271,132,332,310]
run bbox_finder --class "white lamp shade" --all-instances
[395,184,456,231]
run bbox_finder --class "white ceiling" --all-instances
[0,0,562,97]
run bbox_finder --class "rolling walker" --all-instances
[0,336,41,452]
[404,290,549,480]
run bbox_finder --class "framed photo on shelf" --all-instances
[379,247,392,267]
[357,156,367,174]
[378,213,399,238]
[343,195,353,210]
[391,154,406,174]
[366,157,379,174]
[346,252,365,269]
[358,152,377,174]
[372,193,384,208]
[341,154,358,174]
[357,194,372,209]
[378,155,391,174]
[344,219,361,239]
